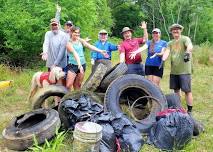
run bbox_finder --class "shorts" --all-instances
[170,74,191,92]
[48,67,67,72]
[126,63,145,76]
[145,65,164,78]
[67,63,86,74]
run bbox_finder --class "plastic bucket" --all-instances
[73,121,102,152]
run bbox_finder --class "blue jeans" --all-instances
[126,64,145,76]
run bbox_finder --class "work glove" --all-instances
[184,52,190,62]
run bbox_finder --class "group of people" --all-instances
[41,6,194,114]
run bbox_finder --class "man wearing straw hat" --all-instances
[162,23,194,114]
[119,21,148,76]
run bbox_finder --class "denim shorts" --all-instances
[67,63,86,74]
[126,63,145,76]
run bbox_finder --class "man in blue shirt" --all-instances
[91,29,118,72]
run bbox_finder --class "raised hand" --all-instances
[56,4,61,12]
[139,21,147,29]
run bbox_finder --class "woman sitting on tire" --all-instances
[66,26,108,90]
[129,28,167,86]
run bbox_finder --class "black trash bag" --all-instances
[91,113,117,152]
[148,111,194,150]
[111,113,144,152]
[59,95,104,130]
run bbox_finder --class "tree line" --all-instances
[0,0,212,67]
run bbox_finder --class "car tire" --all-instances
[2,108,61,151]
[99,63,128,92]
[104,74,167,133]
[83,63,108,92]
[30,85,68,109]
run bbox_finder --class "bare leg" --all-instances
[66,71,77,90]
[147,75,153,82]
[73,72,85,90]
[185,92,193,106]
[152,75,161,86]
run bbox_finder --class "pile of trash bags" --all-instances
[59,94,143,152]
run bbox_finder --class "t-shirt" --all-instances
[91,40,117,60]
[145,40,167,67]
[119,38,145,64]
[68,40,86,65]
[42,30,68,68]
[168,35,192,74]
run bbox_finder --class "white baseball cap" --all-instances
[152,28,161,34]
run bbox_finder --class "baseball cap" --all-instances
[50,18,59,25]
[99,29,108,34]
[152,28,161,34]
[65,20,73,26]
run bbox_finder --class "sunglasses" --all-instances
[51,24,58,26]
[152,32,159,34]
[74,31,80,34]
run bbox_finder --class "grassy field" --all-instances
[0,43,213,152]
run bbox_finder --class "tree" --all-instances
[111,2,144,37]
[0,0,113,67]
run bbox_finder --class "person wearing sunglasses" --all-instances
[41,18,67,73]
[90,29,118,73]
[129,28,167,86]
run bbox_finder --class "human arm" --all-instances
[55,4,62,30]
[79,38,109,58]
[41,32,49,61]
[161,47,170,61]
[66,42,84,72]
[120,52,125,63]
[139,21,148,42]
[129,44,148,60]
[109,43,118,51]
[184,37,193,62]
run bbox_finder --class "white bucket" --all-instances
[73,121,102,152]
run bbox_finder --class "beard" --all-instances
[52,30,59,35]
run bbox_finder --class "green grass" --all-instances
[0,43,213,152]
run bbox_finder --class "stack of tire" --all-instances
[83,63,168,132]
[2,63,203,151]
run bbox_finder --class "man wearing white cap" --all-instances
[91,29,118,72]
[119,21,148,75]
[129,28,167,86]
[162,23,194,114]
